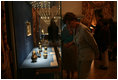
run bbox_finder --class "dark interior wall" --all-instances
[13,1,33,67]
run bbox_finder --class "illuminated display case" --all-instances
[22,0,61,70]
[11,1,61,78]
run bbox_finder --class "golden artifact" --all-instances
[39,45,42,49]
[37,50,41,57]
[38,42,42,49]
[44,47,47,50]
[43,53,48,59]
[31,50,38,62]
[26,21,32,36]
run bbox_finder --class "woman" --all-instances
[62,15,77,78]
[63,12,99,79]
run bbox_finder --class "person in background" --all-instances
[94,13,111,69]
[93,13,104,60]
[62,17,77,78]
[48,18,59,43]
[108,18,117,61]
[63,12,99,79]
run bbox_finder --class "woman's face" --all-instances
[69,21,78,33]
[66,20,78,31]
[68,21,77,34]
[65,21,74,35]
[70,21,76,28]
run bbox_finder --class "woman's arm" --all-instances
[64,41,74,48]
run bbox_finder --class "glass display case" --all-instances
[18,1,62,78]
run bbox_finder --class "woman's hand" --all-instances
[64,43,69,48]
[64,41,74,48]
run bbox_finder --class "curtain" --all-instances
[1,1,12,79]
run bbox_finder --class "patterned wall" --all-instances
[81,1,114,27]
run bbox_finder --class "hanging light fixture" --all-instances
[30,1,61,34]
[30,1,60,23]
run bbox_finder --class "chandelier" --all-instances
[30,1,50,9]
[30,1,61,25]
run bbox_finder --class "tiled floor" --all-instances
[62,59,117,79]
